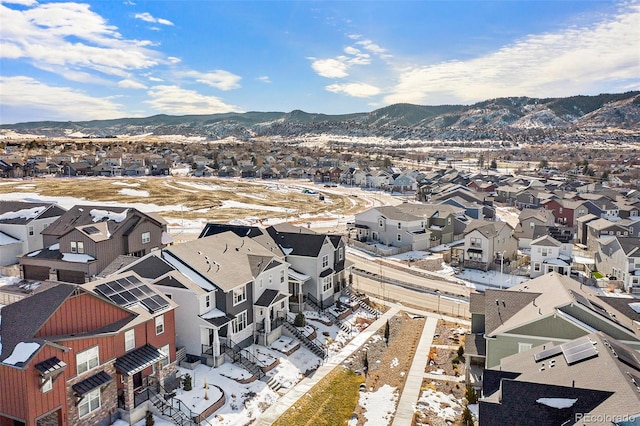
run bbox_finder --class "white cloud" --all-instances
[385,3,640,105]
[355,39,388,56]
[310,58,349,78]
[0,2,163,80]
[326,82,381,98]
[258,76,271,83]
[118,78,147,89]
[0,76,125,120]
[134,12,174,26]
[145,85,241,114]
[147,76,164,82]
[0,0,37,5]
[167,56,181,64]
[183,70,242,90]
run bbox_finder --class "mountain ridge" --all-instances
[2,91,639,140]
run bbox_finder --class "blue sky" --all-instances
[1,0,639,124]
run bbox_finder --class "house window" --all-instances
[160,344,170,367]
[322,255,329,268]
[397,222,402,230]
[28,226,34,236]
[70,241,84,254]
[470,237,481,248]
[76,346,99,375]
[269,275,273,285]
[232,310,248,333]
[448,217,452,225]
[397,234,402,242]
[378,219,384,228]
[42,377,53,393]
[534,263,541,272]
[541,248,549,257]
[142,232,151,244]
[530,222,535,229]
[280,270,285,283]
[233,285,247,305]
[518,343,532,353]
[322,276,332,293]
[124,329,135,352]
[339,247,344,261]
[78,388,101,418]
[155,315,164,335]
[205,294,211,308]
[468,252,482,261]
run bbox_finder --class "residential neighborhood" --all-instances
[1,141,640,425]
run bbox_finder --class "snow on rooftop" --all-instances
[61,253,95,263]
[0,276,21,287]
[536,398,578,409]
[0,206,46,222]
[2,342,40,365]
[48,243,59,250]
[27,250,41,257]
[629,302,640,314]
[0,232,21,246]
[201,308,225,319]
[288,269,310,281]
[90,208,129,223]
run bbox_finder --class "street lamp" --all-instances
[435,289,441,315]
[500,251,506,290]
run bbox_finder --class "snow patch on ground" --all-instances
[415,387,463,420]
[358,384,398,425]
[118,188,150,197]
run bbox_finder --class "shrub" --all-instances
[182,373,192,391]
[465,384,478,404]
[461,406,474,426]
[294,312,306,327]
[457,345,465,358]
[145,410,155,426]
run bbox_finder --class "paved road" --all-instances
[348,253,470,299]
[353,272,470,319]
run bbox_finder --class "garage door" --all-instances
[57,269,85,284]
[23,265,50,281]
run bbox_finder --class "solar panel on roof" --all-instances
[94,275,169,314]
[534,346,563,362]
[84,226,101,235]
[561,337,598,365]
[606,339,640,371]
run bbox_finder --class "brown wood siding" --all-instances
[0,346,68,423]
[35,293,132,338]
[145,310,177,361]
[94,234,126,274]
[126,219,165,255]
[59,230,95,258]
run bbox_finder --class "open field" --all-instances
[0,177,369,224]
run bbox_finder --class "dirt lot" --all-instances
[343,311,425,425]
[0,176,367,222]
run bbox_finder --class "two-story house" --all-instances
[595,236,640,294]
[353,206,431,250]
[530,235,573,278]
[0,272,177,426]
[465,272,640,381]
[18,205,171,283]
[161,231,289,354]
[0,201,67,267]
[513,208,555,249]
[462,220,517,272]
[585,218,631,252]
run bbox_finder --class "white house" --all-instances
[353,206,431,251]
[0,201,66,266]
[595,236,640,294]
[463,220,517,272]
[530,235,573,278]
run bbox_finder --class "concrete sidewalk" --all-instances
[255,306,401,425]
[391,316,438,426]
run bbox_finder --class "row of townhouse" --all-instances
[466,272,640,425]
[353,203,516,271]
[1,204,351,425]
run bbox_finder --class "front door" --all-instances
[133,372,143,389]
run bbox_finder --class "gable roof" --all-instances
[162,231,283,292]
[0,201,66,225]
[0,283,76,362]
[530,235,562,248]
[42,204,165,239]
[483,332,640,423]
[266,224,329,257]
